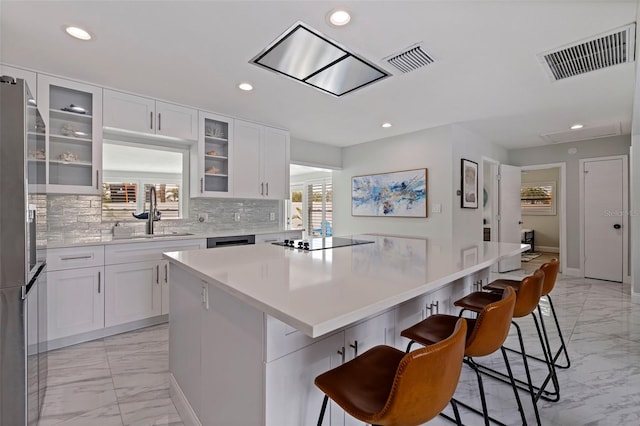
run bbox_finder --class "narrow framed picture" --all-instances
[461,159,478,209]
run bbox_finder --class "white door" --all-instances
[262,127,289,199]
[233,120,262,198]
[155,101,198,140]
[498,164,522,272]
[103,89,155,133]
[584,158,624,282]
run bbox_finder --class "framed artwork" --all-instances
[461,159,478,209]
[352,168,427,217]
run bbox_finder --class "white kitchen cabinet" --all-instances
[1,64,37,101]
[103,89,198,140]
[190,111,234,197]
[234,120,290,200]
[38,75,103,194]
[104,260,162,327]
[47,266,104,340]
[104,238,205,324]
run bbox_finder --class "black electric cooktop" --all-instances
[272,237,374,251]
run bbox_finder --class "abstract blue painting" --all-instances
[352,169,427,217]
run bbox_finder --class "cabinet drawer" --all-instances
[105,239,205,265]
[265,315,319,362]
[47,246,104,271]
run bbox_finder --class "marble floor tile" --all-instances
[47,402,123,426]
[118,396,183,426]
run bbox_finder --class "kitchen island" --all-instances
[164,234,527,426]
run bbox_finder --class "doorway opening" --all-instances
[287,165,333,239]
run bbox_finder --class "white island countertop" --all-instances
[164,234,528,338]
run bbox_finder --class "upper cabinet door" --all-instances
[38,74,103,194]
[262,127,289,200]
[156,101,198,140]
[1,64,38,101]
[233,120,263,198]
[191,111,234,198]
[103,89,155,133]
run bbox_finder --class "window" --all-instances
[308,181,332,237]
[521,182,556,215]
[102,141,187,220]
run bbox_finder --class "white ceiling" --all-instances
[1,1,637,149]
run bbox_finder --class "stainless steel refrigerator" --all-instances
[0,77,47,425]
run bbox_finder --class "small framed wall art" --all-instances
[352,168,427,217]
[461,158,478,209]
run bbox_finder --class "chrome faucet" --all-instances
[146,186,160,235]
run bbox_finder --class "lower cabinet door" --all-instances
[105,260,162,327]
[47,267,104,340]
[265,332,345,426]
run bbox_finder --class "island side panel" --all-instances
[169,263,266,426]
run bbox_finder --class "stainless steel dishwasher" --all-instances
[206,234,255,248]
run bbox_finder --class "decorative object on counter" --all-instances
[351,168,427,217]
[206,149,218,156]
[28,148,46,160]
[57,151,79,162]
[206,166,220,174]
[61,104,86,114]
[461,158,478,209]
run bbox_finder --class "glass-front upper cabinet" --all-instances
[37,75,102,194]
[26,87,46,192]
[190,111,234,197]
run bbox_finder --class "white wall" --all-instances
[521,168,560,251]
[508,135,630,270]
[631,0,640,295]
[290,137,342,169]
[334,125,453,238]
[452,125,508,243]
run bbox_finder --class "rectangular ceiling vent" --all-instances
[384,43,435,74]
[541,122,621,144]
[539,23,636,81]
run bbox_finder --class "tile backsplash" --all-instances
[45,195,282,245]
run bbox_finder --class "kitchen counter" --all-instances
[46,228,302,249]
[165,234,528,425]
[165,234,527,338]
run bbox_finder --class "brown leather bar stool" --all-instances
[314,318,467,426]
[401,287,525,426]
[454,269,548,426]
[484,259,567,367]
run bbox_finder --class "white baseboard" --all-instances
[534,245,559,253]
[563,267,582,277]
[170,374,201,426]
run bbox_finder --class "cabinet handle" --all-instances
[150,112,153,130]
[156,265,159,284]
[164,263,168,283]
[337,347,345,364]
[261,182,264,196]
[266,182,269,196]
[96,170,99,190]
[98,271,101,293]
[158,113,161,131]
[350,340,358,357]
[60,255,92,261]
[200,177,204,193]
[202,284,209,310]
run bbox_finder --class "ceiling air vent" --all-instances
[384,43,435,74]
[539,23,636,81]
[541,123,621,144]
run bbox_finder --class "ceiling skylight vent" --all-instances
[383,43,435,74]
[251,22,389,97]
[538,23,636,81]
[541,122,621,144]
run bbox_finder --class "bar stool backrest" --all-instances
[370,318,467,426]
[465,286,516,358]
[540,259,560,296]
[513,269,545,318]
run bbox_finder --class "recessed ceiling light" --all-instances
[65,26,92,41]
[570,124,584,130]
[327,9,351,27]
[238,82,254,91]
[381,122,392,128]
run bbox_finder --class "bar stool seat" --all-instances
[315,319,467,426]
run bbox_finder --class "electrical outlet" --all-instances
[431,204,442,214]
[269,212,275,221]
[198,213,208,223]
[234,212,240,222]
